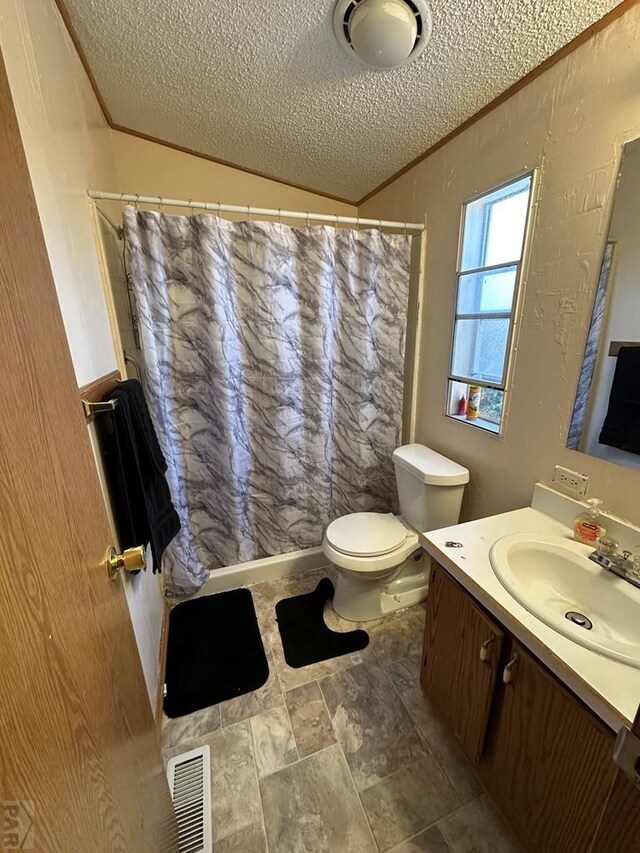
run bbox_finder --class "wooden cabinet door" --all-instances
[482,639,616,853]
[421,562,504,761]
[590,705,640,853]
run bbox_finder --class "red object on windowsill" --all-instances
[457,395,467,416]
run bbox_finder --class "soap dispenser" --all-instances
[573,499,606,545]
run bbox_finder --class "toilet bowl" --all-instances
[323,444,469,621]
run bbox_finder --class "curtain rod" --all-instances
[87,191,425,233]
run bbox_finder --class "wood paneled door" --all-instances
[0,47,177,852]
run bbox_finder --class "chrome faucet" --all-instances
[588,537,640,590]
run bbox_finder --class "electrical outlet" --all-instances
[552,465,589,497]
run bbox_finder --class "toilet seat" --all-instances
[325,512,409,557]
[323,512,420,574]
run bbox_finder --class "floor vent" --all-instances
[166,745,212,853]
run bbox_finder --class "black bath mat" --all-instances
[164,588,268,718]
[275,578,369,668]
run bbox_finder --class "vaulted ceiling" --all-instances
[61,0,621,202]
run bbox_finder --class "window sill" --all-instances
[447,414,501,435]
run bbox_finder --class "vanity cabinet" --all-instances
[421,560,617,853]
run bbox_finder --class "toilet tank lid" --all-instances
[393,444,469,486]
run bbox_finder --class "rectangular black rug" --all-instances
[164,588,269,718]
[275,578,369,669]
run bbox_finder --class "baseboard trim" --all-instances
[195,546,328,597]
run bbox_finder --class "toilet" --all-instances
[323,443,469,621]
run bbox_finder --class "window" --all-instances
[447,174,534,433]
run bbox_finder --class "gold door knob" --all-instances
[106,545,147,581]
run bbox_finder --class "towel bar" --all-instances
[608,340,640,357]
[82,398,118,418]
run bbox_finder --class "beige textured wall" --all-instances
[361,6,640,525]
[0,0,119,386]
[110,131,357,218]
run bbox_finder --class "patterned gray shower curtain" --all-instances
[567,241,615,450]
[123,206,412,595]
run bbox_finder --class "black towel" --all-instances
[99,379,180,572]
[599,346,640,455]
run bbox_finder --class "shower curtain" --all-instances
[567,241,615,450]
[123,206,412,595]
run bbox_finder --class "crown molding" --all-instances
[109,124,357,207]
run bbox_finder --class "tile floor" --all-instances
[161,566,522,853]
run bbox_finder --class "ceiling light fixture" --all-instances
[334,0,432,70]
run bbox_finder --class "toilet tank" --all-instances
[392,444,469,532]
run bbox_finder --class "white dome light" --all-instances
[351,0,416,67]
[334,0,432,70]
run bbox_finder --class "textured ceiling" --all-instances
[62,0,620,201]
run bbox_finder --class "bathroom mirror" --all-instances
[567,137,640,471]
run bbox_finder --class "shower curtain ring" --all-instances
[134,194,140,211]
[306,211,310,228]
[356,215,360,231]
[278,208,282,225]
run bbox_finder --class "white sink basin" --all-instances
[489,533,640,668]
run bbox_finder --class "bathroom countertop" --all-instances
[419,506,640,732]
